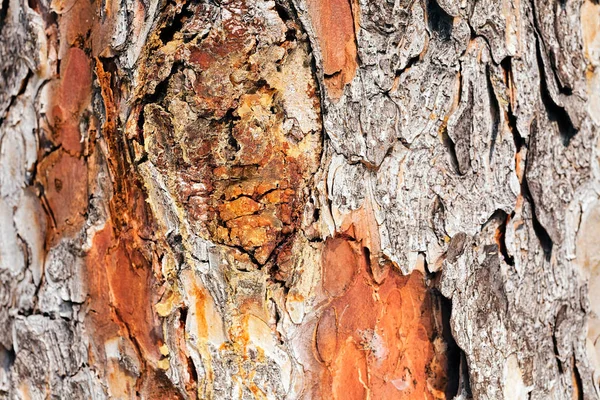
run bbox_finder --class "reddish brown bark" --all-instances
[22,0,456,397]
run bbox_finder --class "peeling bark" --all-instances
[1,0,600,398]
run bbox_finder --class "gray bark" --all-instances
[0,0,599,398]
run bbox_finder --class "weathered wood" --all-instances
[0,0,599,398]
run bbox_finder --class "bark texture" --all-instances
[0,0,599,398]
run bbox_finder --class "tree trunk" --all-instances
[1,0,599,398]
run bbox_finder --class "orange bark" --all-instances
[305,0,358,99]
[311,236,449,399]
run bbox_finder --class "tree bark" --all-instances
[1,0,599,398]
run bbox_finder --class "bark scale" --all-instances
[0,0,599,398]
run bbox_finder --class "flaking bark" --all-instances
[0,0,599,398]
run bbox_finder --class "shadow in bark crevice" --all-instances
[431,289,471,399]
[0,0,9,29]
[521,172,554,261]
[426,0,454,40]
[532,24,578,146]
[486,65,500,163]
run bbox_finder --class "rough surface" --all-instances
[0,0,599,398]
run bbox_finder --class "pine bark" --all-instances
[1,0,599,398]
